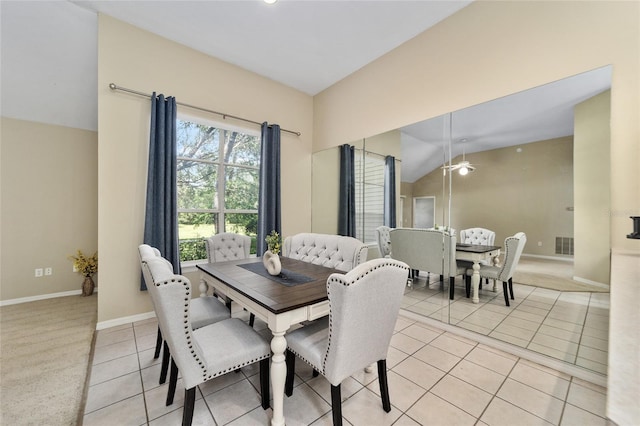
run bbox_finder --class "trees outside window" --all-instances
[177,119,260,262]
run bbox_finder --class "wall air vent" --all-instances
[555,237,574,255]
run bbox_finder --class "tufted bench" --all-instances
[282,233,368,272]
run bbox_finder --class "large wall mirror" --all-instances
[312,66,612,377]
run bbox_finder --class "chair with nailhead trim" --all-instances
[465,232,527,306]
[284,258,409,426]
[282,233,368,272]
[205,233,256,326]
[139,245,231,406]
[141,256,271,426]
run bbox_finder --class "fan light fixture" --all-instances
[442,150,476,176]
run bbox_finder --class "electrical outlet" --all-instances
[45,267,53,276]
[35,268,43,277]
[73,265,78,273]
[537,241,543,247]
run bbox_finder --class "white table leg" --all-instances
[270,331,287,426]
[492,255,501,292]
[199,277,208,297]
[472,261,481,303]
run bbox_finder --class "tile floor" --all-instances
[402,274,609,375]
[83,310,608,425]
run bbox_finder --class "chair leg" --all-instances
[465,275,471,298]
[160,341,170,384]
[182,387,196,426]
[154,327,163,359]
[377,360,391,412]
[449,276,455,300]
[312,369,319,377]
[285,350,295,397]
[502,281,510,306]
[249,313,256,327]
[508,277,514,300]
[166,358,178,406]
[260,358,270,409]
[331,384,343,426]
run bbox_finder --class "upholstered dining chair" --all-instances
[138,244,230,405]
[284,258,409,426]
[465,232,527,306]
[282,233,368,272]
[459,227,496,287]
[205,232,256,326]
[389,228,467,299]
[460,227,496,246]
[375,225,392,258]
[141,256,271,426]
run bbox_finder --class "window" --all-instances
[354,150,385,243]
[176,119,260,262]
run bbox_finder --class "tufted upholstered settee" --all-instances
[282,233,368,272]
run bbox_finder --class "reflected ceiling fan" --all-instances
[442,149,476,176]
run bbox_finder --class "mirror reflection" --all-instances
[312,66,612,376]
[398,66,611,375]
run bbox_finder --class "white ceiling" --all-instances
[1,1,611,184]
[399,66,612,182]
[0,0,471,131]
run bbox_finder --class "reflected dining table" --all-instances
[456,243,501,303]
[197,256,340,426]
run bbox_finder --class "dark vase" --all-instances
[82,276,95,296]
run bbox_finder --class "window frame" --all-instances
[176,113,260,267]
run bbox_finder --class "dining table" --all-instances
[197,256,341,426]
[456,243,501,303]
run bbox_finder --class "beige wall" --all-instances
[313,3,639,423]
[574,90,611,285]
[97,15,314,323]
[1,117,98,301]
[408,137,575,257]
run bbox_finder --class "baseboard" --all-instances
[0,288,98,306]
[572,276,610,289]
[399,309,608,388]
[521,253,573,262]
[96,311,156,330]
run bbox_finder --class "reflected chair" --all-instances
[141,256,271,426]
[138,244,230,406]
[466,232,527,306]
[390,228,466,299]
[375,225,392,258]
[205,232,255,326]
[460,227,496,287]
[284,258,409,426]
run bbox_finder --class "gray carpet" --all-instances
[513,257,609,293]
[0,294,97,425]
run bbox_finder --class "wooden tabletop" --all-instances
[456,243,501,253]
[197,257,342,315]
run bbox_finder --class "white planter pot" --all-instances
[263,250,282,276]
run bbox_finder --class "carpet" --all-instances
[0,294,97,425]
[513,257,609,293]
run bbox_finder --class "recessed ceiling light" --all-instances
[264,0,277,4]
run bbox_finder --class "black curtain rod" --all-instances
[108,83,301,137]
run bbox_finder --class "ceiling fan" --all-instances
[442,150,476,176]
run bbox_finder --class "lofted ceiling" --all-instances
[1,1,611,184]
[0,0,471,132]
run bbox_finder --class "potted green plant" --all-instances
[263,230,282,276]
[68,250,98,296]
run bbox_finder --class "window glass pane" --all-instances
[177,121,219,162]
[225,166,259,210]
[178,212,217,262]
[224,213,258,254]
[177,160,218,210]
[225,131,260,166]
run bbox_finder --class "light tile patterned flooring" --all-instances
[84,310,608,425]
[402,274,609,375]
